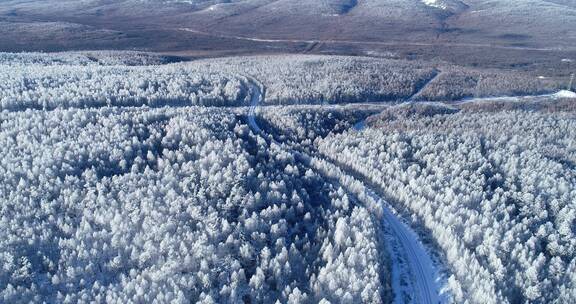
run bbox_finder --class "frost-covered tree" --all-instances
[0,105,389,303]
[318,102,576,303]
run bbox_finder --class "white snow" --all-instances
[422,0,447,9]
[553,90,576,98]
[247,77,262,133]
[369,189,447,304]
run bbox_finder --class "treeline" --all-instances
[0,106,388,303]
[0,51,181,66]
[199,55,560,104]
[212,56,438,104]
[259,105,378,143]
[318,103,576,303]
[413,66,561,101]
[0,64,248,111]
[1,52,562,111]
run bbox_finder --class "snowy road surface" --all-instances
[245,78,447,303]
[247,79,262,134]
[451,90,574,105]
[367,188,446,304]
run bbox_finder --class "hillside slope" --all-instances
[1,0,575,50]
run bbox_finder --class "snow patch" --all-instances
[422,0,447,10]
[553,90,576,98]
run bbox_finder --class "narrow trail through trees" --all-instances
[245,76,447,304]
[409,69,442,101]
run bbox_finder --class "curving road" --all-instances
[244,77,447,304]
[247,79,262,134]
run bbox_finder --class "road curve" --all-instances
[247,79,262,134]
[244,77,447,304]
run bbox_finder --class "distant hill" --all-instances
[2,0,575,47]
[1,0,575,75]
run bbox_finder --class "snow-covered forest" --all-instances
[0,106,389,303]
[0,51,180,66]
[1,51,575,303]
[0,53,560,111]
[411,67,559,101]
[317,102,576,303]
